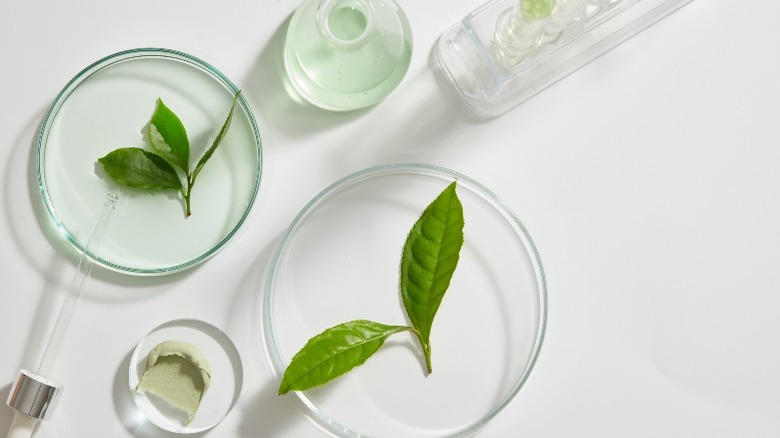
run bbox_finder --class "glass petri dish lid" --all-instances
[37,48,262,275]
[264,163,547,438]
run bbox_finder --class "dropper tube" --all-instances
[36,192,118,376]
[5,192,119,438]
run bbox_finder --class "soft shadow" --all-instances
[230,232,313,437]
[113,350,210,438]
[225,233,278,349]
[84,261,197,302]
[237,379,301,438]
[0,384,12,432]
[240,14,373,140]
[15,252,68,372]
[229,234,290,437]
[3,107,57,275]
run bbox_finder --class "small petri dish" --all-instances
[129,319,243,434]
[264,163,547,438]
[37,48,262,275]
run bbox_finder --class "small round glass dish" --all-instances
[37,48,262,275]
[129,319,243,434]
[264,163,547,438]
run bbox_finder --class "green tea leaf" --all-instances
[149,98,190,172]
[278,183,466,393]
[98,147,182,191]
[192,91,241,183]
[279,320,411,394]
[400,181,464,368]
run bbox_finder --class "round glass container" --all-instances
[284,0,413,110]
[129,319,243,434]
[37,48,262,275]
[264,163,547,437]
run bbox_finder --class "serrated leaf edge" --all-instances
[278,320,412,394]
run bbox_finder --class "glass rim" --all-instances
[36,47,263,275]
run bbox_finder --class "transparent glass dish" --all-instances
[436,0,695,118]
[264,163,547,437]
[129,319,244,434]
[37,48,262,275]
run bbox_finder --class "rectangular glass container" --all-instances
[435,0,695,118]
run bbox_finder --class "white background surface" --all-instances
[1,0,779,437]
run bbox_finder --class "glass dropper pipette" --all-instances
[5,192,119,438]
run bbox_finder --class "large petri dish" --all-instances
[264,163,547,437]
[37,48,262,275]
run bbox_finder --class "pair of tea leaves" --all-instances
[278,182,464,395]
[97,91,241,216]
